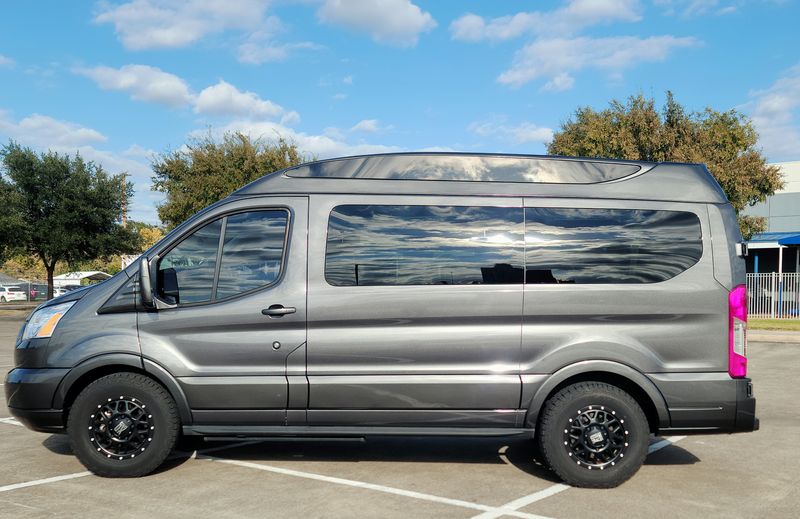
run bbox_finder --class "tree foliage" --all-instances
[152,131,306,229]
[0,141,140,297]
[548,93,783,239]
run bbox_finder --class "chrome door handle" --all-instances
[261,304,296,317]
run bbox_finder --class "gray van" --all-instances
[5,153,757,487]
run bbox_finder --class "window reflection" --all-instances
[289,155,641,184]
[157,210,289,305]
[159,219,221,303]
[325,205,524,286]
[216,211,288,299]
[524,208,702,284]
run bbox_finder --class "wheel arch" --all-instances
[54,353,192,425]
[525,360,670,433]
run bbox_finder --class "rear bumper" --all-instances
[648,373,758,433]
[5,368,68,433]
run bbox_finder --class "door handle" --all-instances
[261,304,296,317]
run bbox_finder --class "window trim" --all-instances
[323,203,526,288]
[154,206,292,308]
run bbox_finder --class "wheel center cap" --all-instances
[110,416,133,437]
[587,427,606,446]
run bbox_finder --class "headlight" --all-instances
[22,302,76,340]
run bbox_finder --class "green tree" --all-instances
[152,131,306,229]
[548,92,783,239]
[0,141,140,298]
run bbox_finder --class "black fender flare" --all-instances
[52,353,192,425]
[524,360,670,429]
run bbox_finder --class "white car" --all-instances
[0,286,28,302]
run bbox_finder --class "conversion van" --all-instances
[5,153,757,487]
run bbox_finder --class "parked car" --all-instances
[0,286,27,302]
[5,153,757,487]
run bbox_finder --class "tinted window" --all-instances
[287,155,641,183]
[215,210,288,299]
[158,219,222,303]
[326,205,524,286]
[524,208,702,284]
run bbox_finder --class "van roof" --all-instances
[232,152,728,204]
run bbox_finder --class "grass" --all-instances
[749,318,800,331]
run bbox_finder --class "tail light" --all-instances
[728,284,747,378]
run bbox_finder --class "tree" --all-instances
[152,131,306,229]
[0,141,140,298]
[548,93,784,239]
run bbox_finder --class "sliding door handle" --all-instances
[262,304,296,317]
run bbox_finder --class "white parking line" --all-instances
[0,472,92,493]
[0,417,22,427]
[199,454,554,519]
[648,435,686,454]
[471,435,687,518]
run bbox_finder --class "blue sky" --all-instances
[1,0,799,223]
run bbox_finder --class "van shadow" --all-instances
[42,434,699,477]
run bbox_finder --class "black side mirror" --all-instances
[159,267,180,305]
[139,257,154,307]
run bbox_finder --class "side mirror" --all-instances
[159,267,180,304]
[736,242,748,257]
[139,257,154,307]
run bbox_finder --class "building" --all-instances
[743,161,800,274]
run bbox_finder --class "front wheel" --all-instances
[537,381,649,488]
[67,372,179,477]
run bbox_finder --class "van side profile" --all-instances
[5,153,757,487]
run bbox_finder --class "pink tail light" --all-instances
[728,284,747,378]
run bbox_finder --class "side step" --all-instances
[184,425,535,439]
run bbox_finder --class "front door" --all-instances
[138,196,308,426]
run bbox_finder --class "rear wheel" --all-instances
[67,372,179,477]
[537,381,649,488]
[1,297,6,303]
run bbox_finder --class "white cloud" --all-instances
[332,93,347,100]
[194,80,285,118]
[93,0,269,50]
[204,119,400,158]
[350,119,392,133]
[450,0,642,42]
[317,0,436,47]
[237,40,323,64]
[0,111,107,148]
[342,75,354,85]
[468,116,553,145]
[0,54,14,68]
[497,35,699,88]
[748,63,800,161]
[0,110,161,223]
[74,64,193,107]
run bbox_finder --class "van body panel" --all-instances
[521,198,728,376]
[306,194,523,423]
[138,196,308,418]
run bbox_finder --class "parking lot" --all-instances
[0,316,797,519]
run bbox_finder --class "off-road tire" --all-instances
[67,372,179,477]
[537,381,649,488]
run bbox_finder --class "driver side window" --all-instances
[157,210,289,305]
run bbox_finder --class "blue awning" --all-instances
[748,232,800,245]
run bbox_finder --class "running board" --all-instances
[183,425,535,438]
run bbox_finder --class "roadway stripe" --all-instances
[648,435,686,454]
[0,417,23,427]
[472,435,687,518]
[199,454,554,519]
[0,472,92,493]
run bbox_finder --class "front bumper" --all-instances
[5,368,69,433]
[649,373,758,433]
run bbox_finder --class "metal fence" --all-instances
[747,273,800,319]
